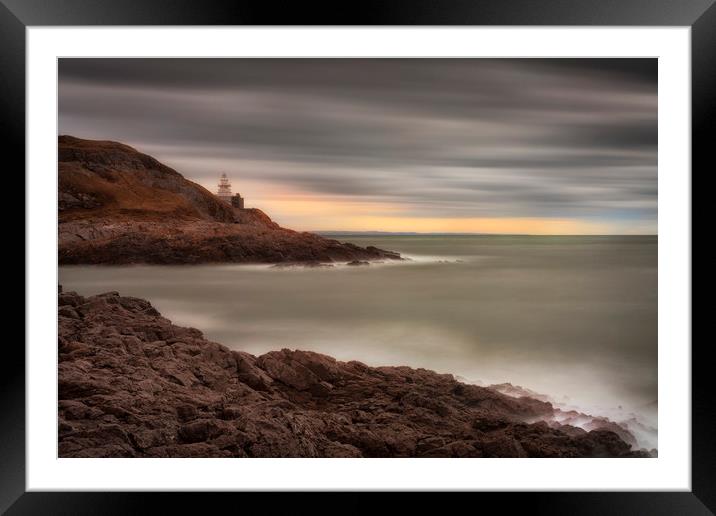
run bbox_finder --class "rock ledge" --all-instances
[58,289,648,458]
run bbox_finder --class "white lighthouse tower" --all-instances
[216,173,233,205]
[216,173,245,209]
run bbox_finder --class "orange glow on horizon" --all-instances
[300,216,616,235]
[199,182,644,235]
[255,199,620,235]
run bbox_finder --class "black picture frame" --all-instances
[4,0,710,513]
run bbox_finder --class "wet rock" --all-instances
[270,261,335,269]
[58,289,648,458]
[346,260,369,266]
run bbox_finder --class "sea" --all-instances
[59,234,658,447]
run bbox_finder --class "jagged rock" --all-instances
[58,289,649,458]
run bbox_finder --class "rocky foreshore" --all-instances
[59,218,400,265]
[58,135,401,265]
[58,288,650,458]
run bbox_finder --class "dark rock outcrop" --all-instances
[58,289,649,458]
[58,136,401,265]
[346,260,370,266]
[490,384,647,450]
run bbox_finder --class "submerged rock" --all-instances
[270,261,335,269]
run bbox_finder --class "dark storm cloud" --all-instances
[58,58,657,228]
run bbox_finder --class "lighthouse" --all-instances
[216,173,233,204]
[216,173,245,209]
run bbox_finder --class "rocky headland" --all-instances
[58,135,401,265]
[58,287,650,458]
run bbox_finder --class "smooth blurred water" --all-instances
[59,235,657,424]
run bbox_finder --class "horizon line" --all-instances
[313,230,658,237]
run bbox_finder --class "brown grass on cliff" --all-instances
[58,135,235,223]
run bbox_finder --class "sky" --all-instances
[58,58,657,234]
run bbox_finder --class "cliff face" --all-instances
[59,135,236,223]
[58,136,401,264]
[58,288,648,458]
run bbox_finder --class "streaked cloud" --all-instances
[59,58,657,234]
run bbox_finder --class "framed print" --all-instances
[5,0,710,513]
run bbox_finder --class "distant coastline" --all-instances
[316,231,658,237]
